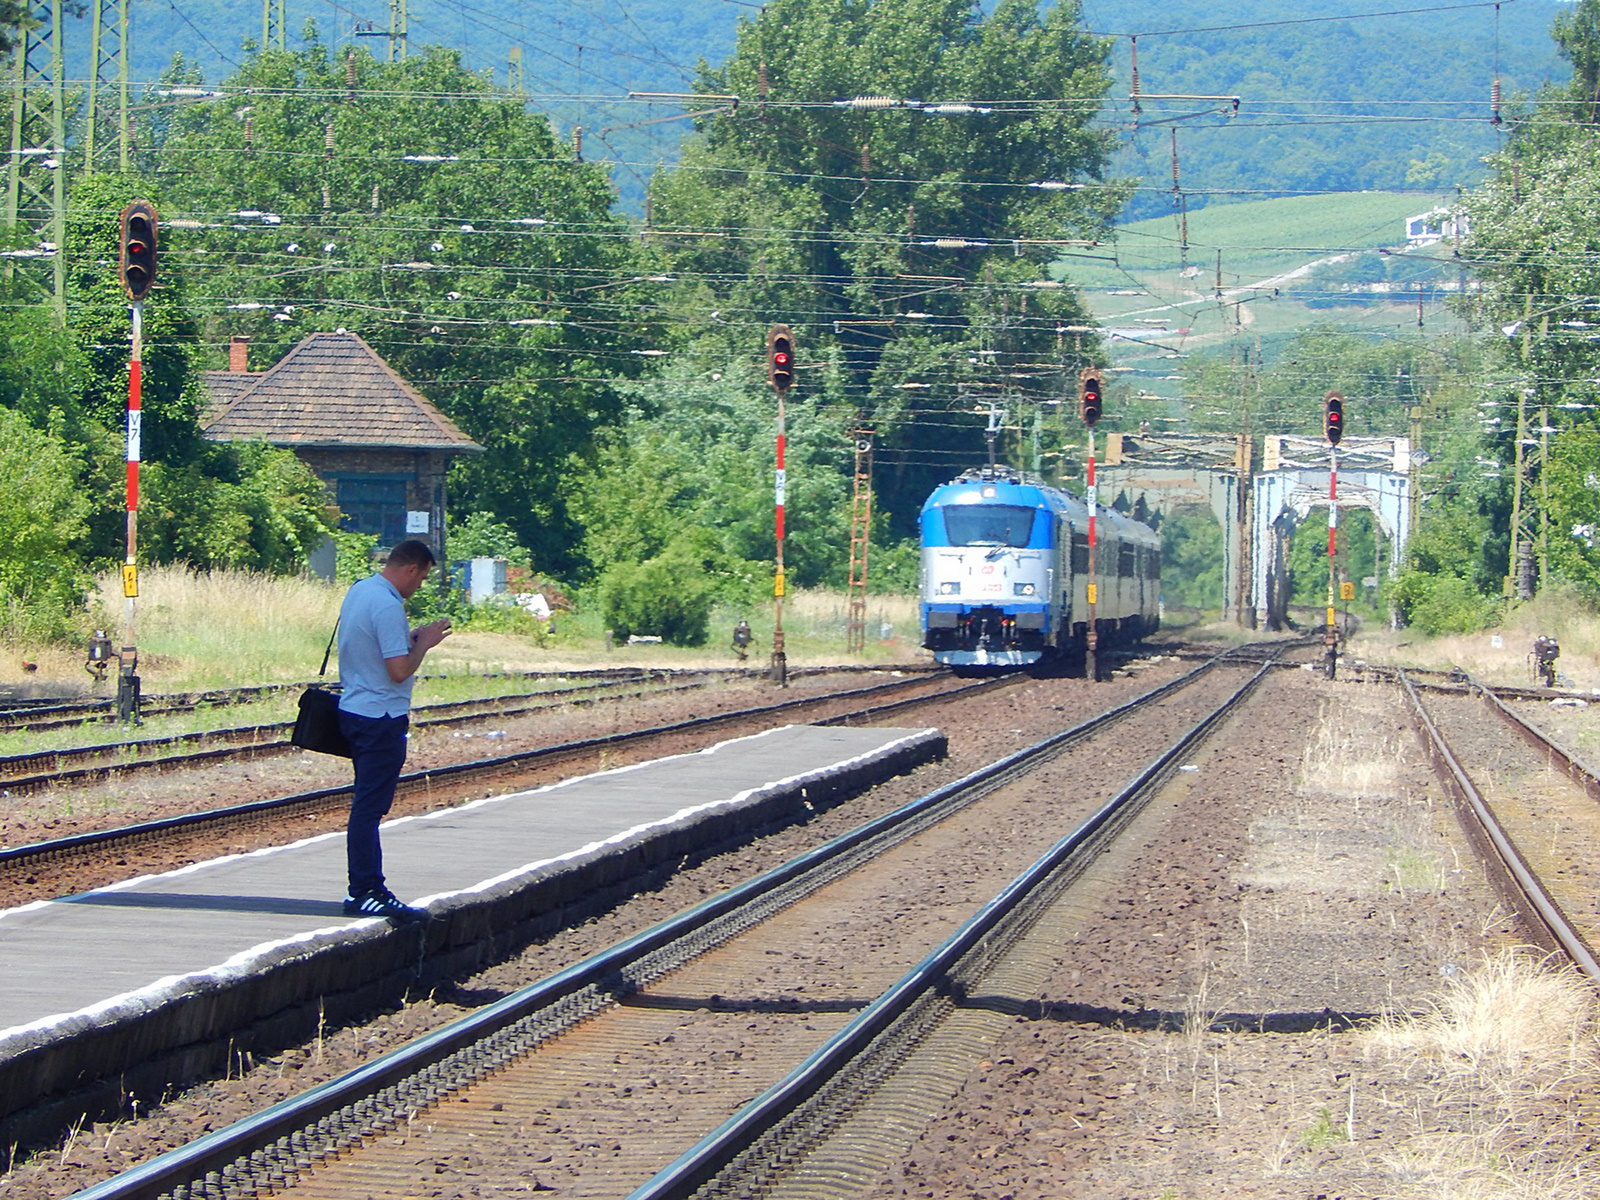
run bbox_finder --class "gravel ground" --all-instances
[0,657,1193,1196]
[8,660,1595,1200]
[866,672,1600,1200]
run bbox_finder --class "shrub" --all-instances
[333,530,379,584]
[447,511,531,568]
[0,408,91,643]
[1392,570,1498,636]
[599,549,715,645]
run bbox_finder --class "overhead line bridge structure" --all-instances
[1095,432,1412,628]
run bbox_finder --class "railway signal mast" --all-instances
[1079,368,1103,681]
[767,325,795,686]
[1323,390,1344,680]
[116,200,157,722]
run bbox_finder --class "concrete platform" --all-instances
[0,723,945,1148]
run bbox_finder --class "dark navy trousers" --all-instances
[338,710,410,897]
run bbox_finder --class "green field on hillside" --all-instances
[1058,192,1469,403]
[1064,191,1452,292]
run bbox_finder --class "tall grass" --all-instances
[92,566,344,688]
[0,570,924,691]
[1352,586,1600,691]
[1367,949,1600,1200]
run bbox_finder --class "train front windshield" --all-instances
[938,504,1038,548]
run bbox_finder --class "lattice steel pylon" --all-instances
[84,0,131,173]
[846,430,874,655]
[388,0,408,60]
[6,0,66,316]
[261,0,285,50]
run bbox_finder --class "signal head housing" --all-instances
[1324,390,1345,446]
[767,324,795,393]
[1078,367,1104,426]
[119,201,159,303]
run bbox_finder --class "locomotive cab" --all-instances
[919,467,1160,671]
[920,476,1057,668]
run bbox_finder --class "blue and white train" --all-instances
[919,468,1161,669]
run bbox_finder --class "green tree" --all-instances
[149,40,656,575]
[0,408,91,641]
[569,354,855,594]
[647,0,1124,535]
[1544,423,1600,599]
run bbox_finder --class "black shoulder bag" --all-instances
[292,622,353,757]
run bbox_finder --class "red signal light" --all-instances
[119,201,158,302]
[1078,367,1103,426]
[767,324,795,393]
[1324,391,1345,445]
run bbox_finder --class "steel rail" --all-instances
[0,673,703,792]
[0,666,783,733]
[60,650,1251,1200]
[1463,673,1600,804]
[628,656,1277,1200]
[1398,670,1600,982]
[0,671,980,876]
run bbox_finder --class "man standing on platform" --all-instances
[337,538,451,922]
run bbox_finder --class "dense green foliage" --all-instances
[150,43,655,574]
[647,0,1121,535]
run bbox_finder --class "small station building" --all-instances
[201,331,482,571]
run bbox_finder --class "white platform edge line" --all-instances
[0,727,937,1043]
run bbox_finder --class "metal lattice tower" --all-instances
[84,0,131,173]
[6,0,66,315]
[846,430,874,655]
[261,0,285,51]
[388,0,408,60]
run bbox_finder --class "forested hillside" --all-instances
[87,0,1571,214]
[1081,0,1570,218]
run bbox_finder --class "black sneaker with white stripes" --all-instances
[343,887,428,924]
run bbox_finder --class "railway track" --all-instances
[1400,668,1600,981]
[0,671,719,794]
[63,645,1277,1200]
[0,667,723,734]
[0,669,992,895]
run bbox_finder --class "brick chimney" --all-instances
[229,335,250,373]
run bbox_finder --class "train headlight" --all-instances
[1014,582,1037,596]
[936,581,960,595]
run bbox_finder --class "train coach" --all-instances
[919,467,1161,669]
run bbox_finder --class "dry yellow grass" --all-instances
[0,570,927,693]
[1367,948,1600,1200]
[1352,588,1600,692]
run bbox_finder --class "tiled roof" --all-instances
[201,331,482,453]
[200,370,258,426]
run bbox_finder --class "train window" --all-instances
[1118,544,1135,578]
[1071,534,1089,573]
[941,505,1037,548]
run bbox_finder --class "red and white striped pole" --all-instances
[772,392,786,684]
[766,324,794,686]
[116,201,155,722]
[1326,446,1339,680]
[1086,428,1099,681]
[120,301,142,721]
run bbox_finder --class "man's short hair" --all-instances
[386,539,437,569]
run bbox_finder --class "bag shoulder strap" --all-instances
[319,620,339,677]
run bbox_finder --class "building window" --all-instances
[336,475,408,545]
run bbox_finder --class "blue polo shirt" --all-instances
[337,573,415,718]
